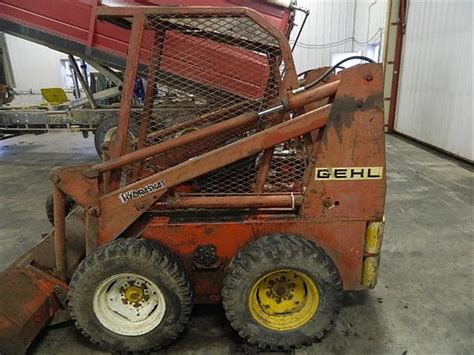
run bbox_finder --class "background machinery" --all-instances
[0,0,297,155]
[0,3,386,354]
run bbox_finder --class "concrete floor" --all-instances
[0,133,472,354]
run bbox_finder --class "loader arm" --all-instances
[102,104,329,245]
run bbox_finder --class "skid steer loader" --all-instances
[0,6,386,354]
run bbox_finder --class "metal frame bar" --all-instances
[68,54,97,109]
[52,185,67,281]
[136,29,164,152]
[90,80,339,175]
[97,104,330,244]
[108,13,145,189]
[254,148,274,193]
[92,111,259,174]
[113,13,145,159]
[68,86,121,108]
[160,194,303,209]
[387,0,407,132]
[87,60,123,86]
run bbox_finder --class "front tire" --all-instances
[222,234,343,350]
[68,238,192,352]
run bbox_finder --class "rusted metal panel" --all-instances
[301,64,386,221]
[141,219,367,300]
[51,165,99,209]
[0,251,69,354]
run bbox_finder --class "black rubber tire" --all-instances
[94,116,118,157]
[45,193,76,225]
[68,238,192,352]
[222,234,343,350]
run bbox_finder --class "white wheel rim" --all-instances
[93,272,166,336]
[103,127,117,144]
[103,127,136,148]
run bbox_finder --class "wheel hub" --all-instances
[248,269,319,331]
[121,283,149,306]
[267,276,297,302]
[125,286,142,301]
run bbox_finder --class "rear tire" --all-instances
[68,238,192,352]
[222,234,343,350]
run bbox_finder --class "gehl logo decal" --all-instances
[119,179,166,204]
[315,167,383,180]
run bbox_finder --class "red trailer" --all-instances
[0,0,297,147]
[0,0,295,73]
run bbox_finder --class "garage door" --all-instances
[395,1,472,161]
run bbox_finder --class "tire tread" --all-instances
[68,238,192,352]
[222,234,343,350]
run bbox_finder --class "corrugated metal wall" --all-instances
[395,1,473,161]
[353,0,387,55]
[291,0,355,73]
[291,0,388,73]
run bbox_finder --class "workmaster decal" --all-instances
[315,167,383,180]
[119,180,166,204]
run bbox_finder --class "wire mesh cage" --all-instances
[117,9,310,196]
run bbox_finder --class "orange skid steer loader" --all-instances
[0,6,386,354]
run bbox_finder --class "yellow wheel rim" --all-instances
[248,269,319,331]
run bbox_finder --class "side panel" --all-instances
[141,218,367,302]
[301,64,386,221]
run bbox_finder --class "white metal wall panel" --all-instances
[353,0,387,55]
[291,0,388,73]
[5,34,69,105]
[291,0,356,73]
[395,1,473,161]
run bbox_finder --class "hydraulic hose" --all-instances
[293,56,375,94]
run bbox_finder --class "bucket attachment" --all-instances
[0,209,85,354]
